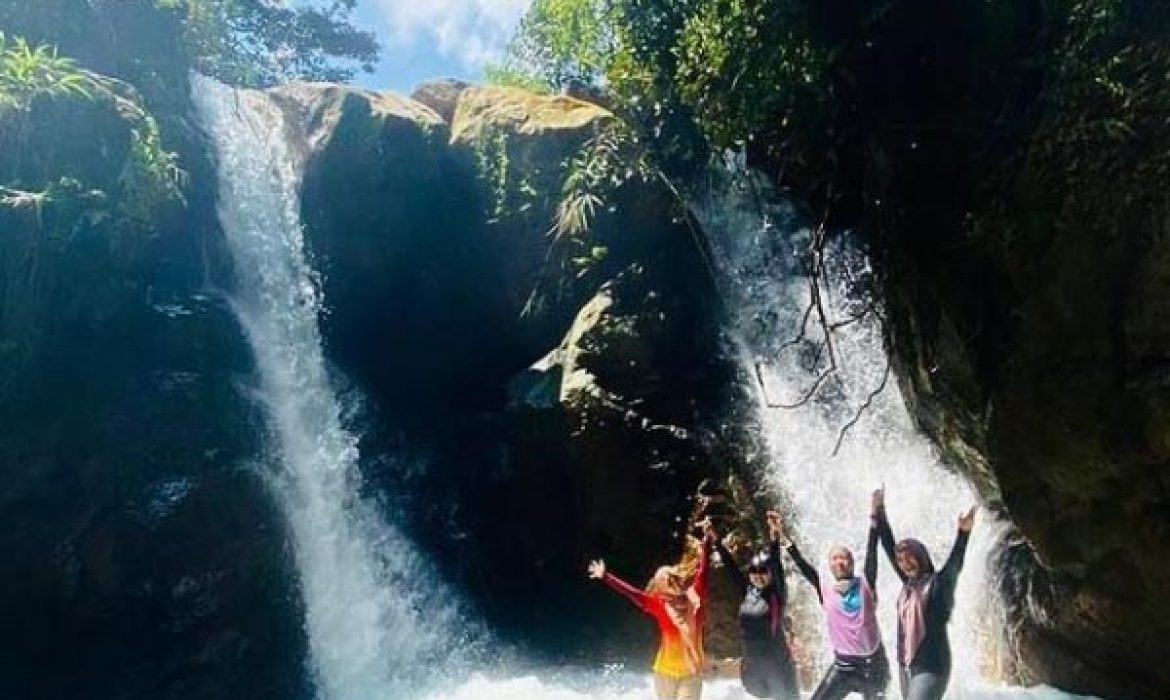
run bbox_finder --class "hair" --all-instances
[746,551,773,573]
[894,538,935,575]
[646,565,682,595]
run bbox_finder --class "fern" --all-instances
[0,32,92,113]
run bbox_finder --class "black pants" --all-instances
[741,648,799,700]
[809,647,890,700]
[898,666,950,700]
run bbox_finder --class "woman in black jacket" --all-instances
[873,488,977,700]
[712,512,799,700]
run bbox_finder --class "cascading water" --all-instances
[191,74,1099,700]
[695,167,1087,700]
[422,171,1101,699]
[192,76,477,700]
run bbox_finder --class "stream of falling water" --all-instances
[194,76,481,700]
[196,73,1100,699]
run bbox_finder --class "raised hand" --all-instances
[871,485,885,516]
[587,559,606,579]
[698,516,717,544]
[958,505,979,533]
[765,510,791,546]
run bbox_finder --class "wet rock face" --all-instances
[885,134,1170,700]
[286,82,751,660]
[0,78,311,699]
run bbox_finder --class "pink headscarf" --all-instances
[895,538,935,666]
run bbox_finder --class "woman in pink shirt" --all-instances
[772,498,890,700]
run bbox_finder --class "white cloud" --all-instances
[371,0,532,69]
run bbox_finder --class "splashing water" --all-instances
[425,670,1101,700]
[193,76,479,700]
[193,74,1101,700]
[418,170,1106,700]
[692,168,1094,700]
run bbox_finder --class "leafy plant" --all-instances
[483,63,553,94]
[163,0,380,87]
[553,120,650,241]
[472,128,515,222]
[0,32,92,113]
[498,0,616,92]
[118,115,186,226]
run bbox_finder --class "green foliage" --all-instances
[165,0,380,87]
[502,0,830,185]
[506,0,1169,238]
[1,38,184,230]
[0,0,380,91]
[673,0,829,153]
[472,128,519,222]
[483,63,552,94]
[499,0,615,91]
[0,31,92,113]
[119,115,186,226]
[554,120,651,242]
[1014,0,1170,239]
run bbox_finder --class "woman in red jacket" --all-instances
[587,522,715,700]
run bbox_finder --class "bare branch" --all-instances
[831,354,892,457]
[776,298,816,352]
[754,360,835,409]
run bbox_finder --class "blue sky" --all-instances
[349,0,532,94]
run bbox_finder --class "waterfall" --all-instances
[191,74,1098,700]
[423,172,1098,700]
[693,168,1035,698]
[192,76,477,700]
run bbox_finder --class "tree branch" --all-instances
[831,353,891,457]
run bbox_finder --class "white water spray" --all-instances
[694,168,1082,700]
[425,172,1100,700]
[191,74,1100,700]
[193,76,476,700]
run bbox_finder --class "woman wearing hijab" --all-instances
[776,506,889,700]
[872,488,978,700]
[587,520,715,700]
[711,514,799,699]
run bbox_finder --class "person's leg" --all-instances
[654,674,681,700]
[740,657,769,698]
[903,670,950,700]
[778,652,800,700]
[898,668,910,700]
[808,665,852,700]
[743,654,795,700]
[859,649,890,700]
[677,674,703,700]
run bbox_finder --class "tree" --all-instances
[172,0,381,86]
[0,0,381,89]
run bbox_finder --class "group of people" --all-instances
[587,488,978,700]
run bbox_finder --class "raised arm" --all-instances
[714,537,747,591]
[784,541,822,602]
[864,517,879,590]
[692,520,715,599]
[769,510,821,602]
[588,559,654,613]
[872,487,906,583]
[768,538,787,604]
[937,506,976,593]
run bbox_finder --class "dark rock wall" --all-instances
[283,82,750,662]
[0,78,311,699]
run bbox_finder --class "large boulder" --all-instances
[881,36,1170,699]
[285,81,752,661]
